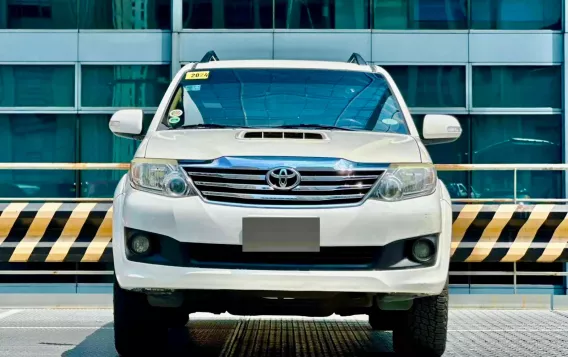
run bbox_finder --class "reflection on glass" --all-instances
[78,0,171,29]
[471,115,562,199]
[0,114,76,198]
[471,0,561,30]
[414,115,469,199]
[383,66,466,108]
[472,66,562,108]
[161,68,408,134]
[183,0,273,29]
[80,115,140,198]
[81,65,170,107]
[0,0,77,29]
[373,0,467,29]
[0,65,75,107]
[275,0,370,29]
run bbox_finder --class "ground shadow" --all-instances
[62,317,397,356]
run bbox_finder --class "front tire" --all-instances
[114,281,170,356]
[392,285,449,357]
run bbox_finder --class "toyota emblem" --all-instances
[266,167,301,190]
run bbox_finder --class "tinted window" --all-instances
[383,66,466,108]
[472,66,562,108]
[471,0,562,30]
[373,0,467,29]
[78,0,171,29]
[1,1,77,29]
[0,114,76,198]
[0,65,75,107]
[275,0,370,29]
[81,65,170,107]
[183,0,273,29]
[470,115,562,199]
[163,68,408,134]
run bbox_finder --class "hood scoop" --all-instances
[238,130,328,140]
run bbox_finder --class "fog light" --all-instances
[130,234,151,255]
[411,238,435,263]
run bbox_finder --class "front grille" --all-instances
[182,166,384,206]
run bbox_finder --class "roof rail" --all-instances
[347,53,367,65]
[200,50,220,63]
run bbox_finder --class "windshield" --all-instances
[159,68,408,134]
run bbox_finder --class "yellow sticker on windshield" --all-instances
[185,71,209,80]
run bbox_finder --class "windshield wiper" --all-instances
[273,124,355,131]
[176,124,250,130]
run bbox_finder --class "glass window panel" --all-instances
[275,0,370,29]
[373,0,467,29]
[0,114,76,198]
[0,65,75,107]
[78,0,171,29]
[471,115,562,199]
[81,65,170,108]
[79,114,151,198]
[472,66,562,108]
[471,0,562,30]
[183,0,273,29]
[382,66,466,108]
[0,0,77,29]
[414,115,470,199]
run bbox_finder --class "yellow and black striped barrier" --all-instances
[0,202,567,263]
[0,202,113,263]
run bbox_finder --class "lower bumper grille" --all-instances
[186,244,380,269]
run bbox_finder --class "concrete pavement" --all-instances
[0,308,568,356]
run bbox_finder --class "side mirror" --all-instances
[422,114,462,145]
[109,109,144,140]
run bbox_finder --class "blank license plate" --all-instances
[242,217,320,253]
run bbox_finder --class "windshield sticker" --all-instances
[168,116,181,126]
[187,85,201,91]
[382,118,399,125]
[185,71,209,80]
[169,109,183,117]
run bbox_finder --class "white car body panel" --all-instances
[113,180,451,295]
[113,58,454,299]
[142,130,422,163]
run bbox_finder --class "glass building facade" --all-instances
[0,0,565,291]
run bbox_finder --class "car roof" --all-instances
[183,59,376,73]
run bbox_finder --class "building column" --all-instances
[171,0,183,76]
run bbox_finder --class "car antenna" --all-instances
[200,51,220,63]
[347,53,367,65]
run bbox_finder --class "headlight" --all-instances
[129,158,195,197]
[372,165,437,201]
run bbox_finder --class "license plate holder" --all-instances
[242,217,320,253]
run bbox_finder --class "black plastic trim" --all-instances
[125,228,439,271]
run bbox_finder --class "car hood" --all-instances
[141,129,423,163]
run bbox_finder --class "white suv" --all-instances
[109,52,461,357]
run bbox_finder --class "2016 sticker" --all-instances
[169,109,183,117]
[185,71,209,80]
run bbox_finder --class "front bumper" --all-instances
[113,183,452,296]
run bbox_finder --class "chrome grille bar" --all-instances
[182,158,386,207]
[202,191,366,201]
[300,175,379,182]
[194,181,373,191]
[186,172,266,181]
